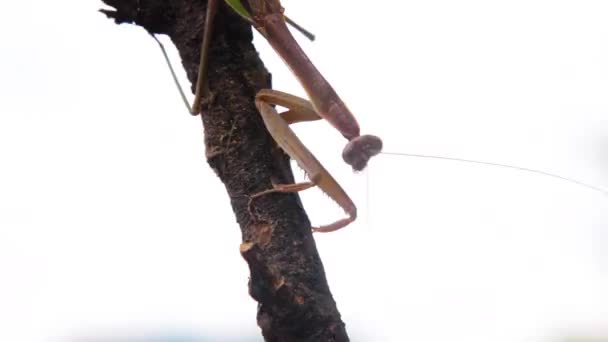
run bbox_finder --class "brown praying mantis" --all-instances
[153,0,608,233]
[156,0,382,233]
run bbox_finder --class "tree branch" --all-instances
[100,1,349,340]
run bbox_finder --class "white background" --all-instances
[0,0,607,341]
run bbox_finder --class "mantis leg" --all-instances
[154,0,219,115]
[189,0,219,115]
[256,89,322,124]
[252,89,356,233]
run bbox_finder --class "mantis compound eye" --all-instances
[342,135,383,172]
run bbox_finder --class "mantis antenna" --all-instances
[374,151,608,196]
[365,151,607,228]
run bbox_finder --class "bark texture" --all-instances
[100,1,349,341]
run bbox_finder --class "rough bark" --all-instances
[100,1,349,341]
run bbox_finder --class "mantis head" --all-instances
[342,135,383,172]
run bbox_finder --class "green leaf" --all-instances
[224,0,253,21]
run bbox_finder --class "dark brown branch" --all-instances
[100,1,349,340]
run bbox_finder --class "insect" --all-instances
[156,0,382,233]
[154,0,607,233]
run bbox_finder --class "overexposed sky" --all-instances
[0,0,607,341]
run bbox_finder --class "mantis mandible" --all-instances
[159,0,382,232]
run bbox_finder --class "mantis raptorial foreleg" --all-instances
[251,90,356,233]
